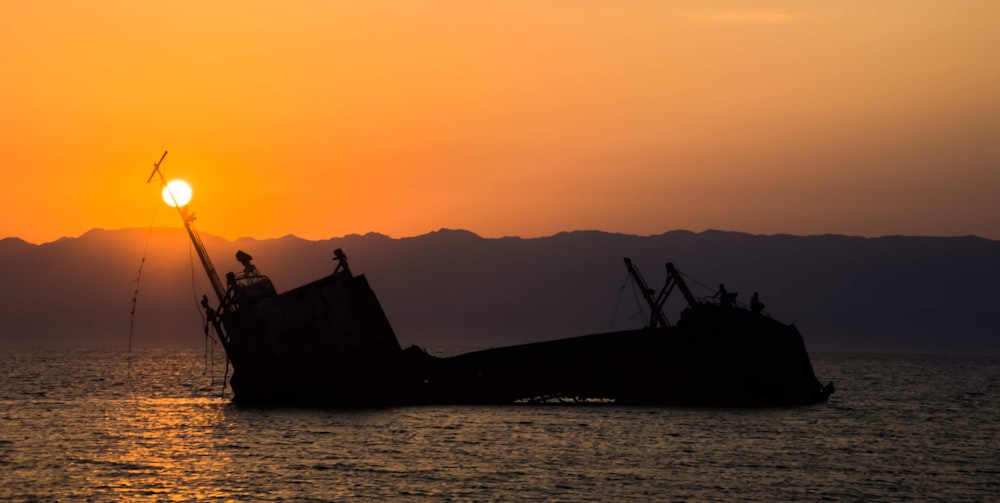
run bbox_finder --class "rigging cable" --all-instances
[608,270,632,331]
[680,269,751,306]
[128,188,160,379]
[186,227,228,398]
[187,233,227,397]
[628,273,647,324]
[222,356,230,399]
[203,313,227,398]
[680,270,716,297]
[187,239,213,384]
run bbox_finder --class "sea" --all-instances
[1,348,997,502]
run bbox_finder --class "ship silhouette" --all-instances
[148,152,833,406]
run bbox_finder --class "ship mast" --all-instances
[146,151,228,304]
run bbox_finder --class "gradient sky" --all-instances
[3,1,999,244]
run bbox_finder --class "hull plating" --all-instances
[217,270,832,407]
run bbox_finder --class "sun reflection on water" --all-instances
[91,397,235,501]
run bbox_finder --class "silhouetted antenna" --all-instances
[146,150,168,183]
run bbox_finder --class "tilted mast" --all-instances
[146,151,227,304]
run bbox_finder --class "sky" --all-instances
[3,1,999,244]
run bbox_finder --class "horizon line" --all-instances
[3,226,995,246]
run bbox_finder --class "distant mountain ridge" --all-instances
[1,228,997,356]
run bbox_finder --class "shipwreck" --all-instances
[147,152,834,407]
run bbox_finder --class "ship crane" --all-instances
[146,151,228,305]
[623,259,701,329]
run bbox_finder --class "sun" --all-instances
[162,179,193,207]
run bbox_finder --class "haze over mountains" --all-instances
[1,228,997,356]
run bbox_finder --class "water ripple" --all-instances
[0,349,997,501]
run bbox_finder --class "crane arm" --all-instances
[624,257,670,328]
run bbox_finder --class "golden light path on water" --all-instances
[96,397,234,501]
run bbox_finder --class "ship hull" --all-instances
[220,275,831,407]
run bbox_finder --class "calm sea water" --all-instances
[1,348,997,502]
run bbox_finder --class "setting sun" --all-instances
[162,180,192,208]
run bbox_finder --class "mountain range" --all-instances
[1,228,997,356]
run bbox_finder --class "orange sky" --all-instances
[3,1,999,244]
